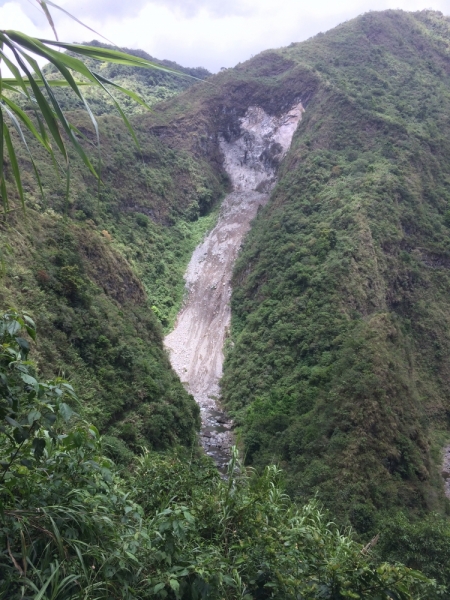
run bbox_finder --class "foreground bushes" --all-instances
[0,311,439,598]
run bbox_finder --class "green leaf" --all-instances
[1,101,46,203]
[25,325,36,341]
[32,437,46,458]
[13,426,28,443]
[2,96,47,147]
[93,72,151,109]
[23,314,36,328]
[5,41,68,161]
[39,0,117,47]
[37,1,59,41]
[169,580,180,592]
[6,319,20,336]
[21,373,37,387]
[15,337,30,355]
[59,402,75,422]
[27,409,41,424]
[183,510,195,523]
[33,563,61,600]
[42,41,190,76]
[5,416,21,428]
[2,77,90,89]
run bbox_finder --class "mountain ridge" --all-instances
[3,8,450,591]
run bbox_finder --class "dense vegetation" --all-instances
[4,6,450,596]
[0,47,222,455]
[0,312,436,598]
[208,7,450,585]
[222,9,450,516]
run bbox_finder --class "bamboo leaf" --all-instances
[15,40,101,150]
[8,42,98,180]
[6,42,68,160]
[24,54,98,176]
[37,0,58,41]
[0,44,35,104]
[40,40,195,78]
[39,0,117,47]
[91,76,141,149]
[1,178,8,216]
[2,77,90,88]
[93,72,151,109]
[1,101,47,201]
[1,97,47,147]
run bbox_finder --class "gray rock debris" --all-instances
[164,101,304,470]
[219,102,304,192]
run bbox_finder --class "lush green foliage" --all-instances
[221,9,450,525]
[0,215,201,455]
[0,40,221,452]
[0,6,218,458]
[4,6,450,594]
[0,21,185,210]
[0,315,437,598]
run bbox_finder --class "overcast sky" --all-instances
[1,0,449,72]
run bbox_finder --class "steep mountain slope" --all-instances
[218,9,450,520]
[5,8,450,522]
[122,9,450,521]
[0,55,218,459]
[4,7,450,593]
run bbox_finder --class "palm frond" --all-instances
[0,25,191,213]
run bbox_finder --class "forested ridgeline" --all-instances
[3,8,450,597]
[221,5,450,562]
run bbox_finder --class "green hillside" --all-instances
[3,8,450,597]
[221,8,450,522]
[44,40,211,114]
[0,53,219,459]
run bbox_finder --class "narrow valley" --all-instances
[165,102,304,467]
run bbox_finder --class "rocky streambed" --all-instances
[164,101,304,469]
[165,190,269,469]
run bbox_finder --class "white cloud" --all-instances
[0,0,449,72]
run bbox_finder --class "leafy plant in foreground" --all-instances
[0,0,186,212]
[0,310,437,598]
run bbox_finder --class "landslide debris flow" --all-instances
[165,190,269,467]
[165,102,304,469]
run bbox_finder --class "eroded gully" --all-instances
[164,101,305,470]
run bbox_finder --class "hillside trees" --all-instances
[0,0,205,453]
[0,314,438,597]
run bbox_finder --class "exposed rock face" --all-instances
[219,102,304,192]
[165,101,304,469]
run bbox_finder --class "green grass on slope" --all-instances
[222,9,450,525]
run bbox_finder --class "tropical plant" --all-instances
[0,0,184,213]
